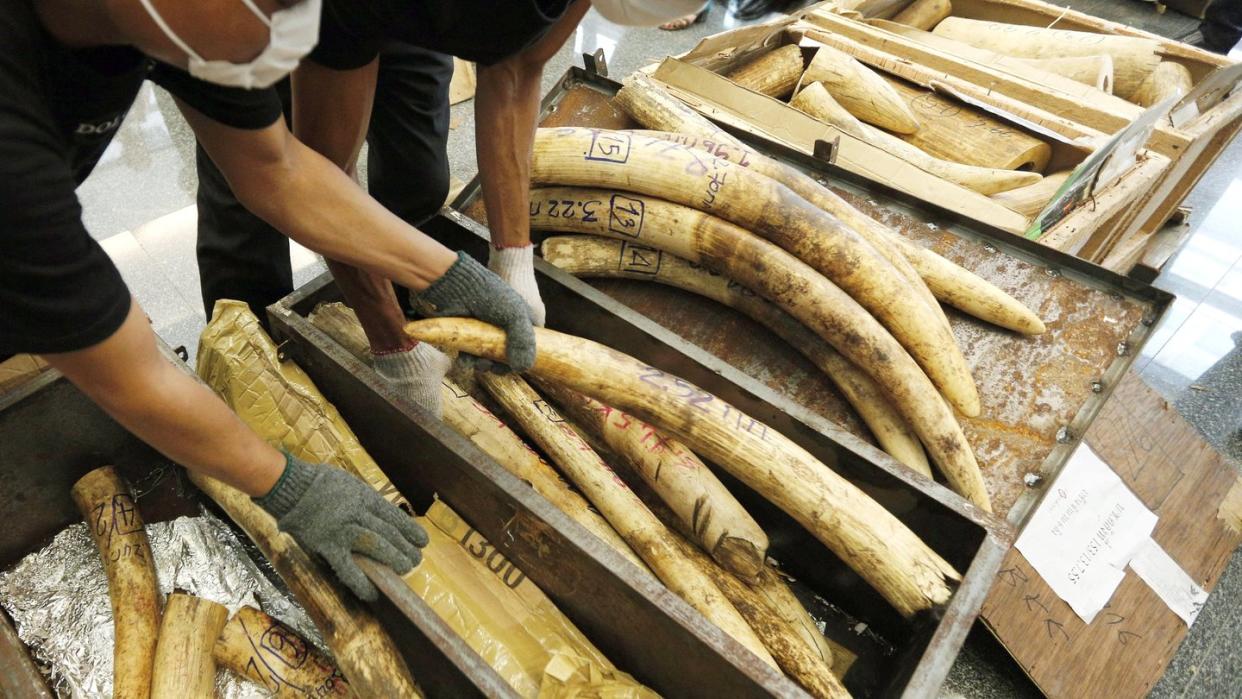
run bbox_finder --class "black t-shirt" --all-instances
[312,0,573,70]
[0,0,282,355]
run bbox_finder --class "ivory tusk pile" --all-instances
[790,82,1042,194]
[188,471,420,697]
[529,187,982,502]
[667,532,851,698]
[539,234,930,477]
[613,76,1045,335]
[617,73,943,321]
[532,377,773,578]
[532,126,981,418]
[72,466,161,699]
[405,319,962,617]
[479,372,777,667]
[308,302,647,572]
[800,43,920,133]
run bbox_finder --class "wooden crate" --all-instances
[802,0,1242,271]
[640,17,1172,269]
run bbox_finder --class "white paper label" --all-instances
[1129,538,1209,626]
[1016,443,1157,623]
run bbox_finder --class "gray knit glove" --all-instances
[372,343,452,420]
[410,252,536,373]
[254,453,428,602]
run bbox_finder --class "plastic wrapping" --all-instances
[414,500,658,698]
[0,511,322,698]
[197,299,657,698]
[197,299,409,511]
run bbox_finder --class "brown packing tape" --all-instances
[197,300,410,511]
[197,300,655,699]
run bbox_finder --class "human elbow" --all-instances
[228,157,298,226]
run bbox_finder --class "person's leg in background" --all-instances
[366,43,453,231]
[363,42,454,314]
[195,81,295,328]
[1201,0,1242,54]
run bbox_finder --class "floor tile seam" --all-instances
[1138,305,1204,371]
[127,229,207,318]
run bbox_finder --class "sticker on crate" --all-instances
[1016,442,1209,626]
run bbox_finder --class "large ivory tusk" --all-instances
[478,372,777,668]
[214,605,353,697]
[150,593,229,699]
[725,44,804,99]
[932,17,1160,98]
[405,319,962,617]
[790,82,1042,194]
[308,302,647,572]
[72,466,160,699]
[539,234,930,477]
[800,44,921,133]
[529,187,982,504]
[882,77,1052,172]
[532,126,981,418]
[532,377,773,579]
[613,76,1045,335]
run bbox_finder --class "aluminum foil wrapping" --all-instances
[0,509,325,698]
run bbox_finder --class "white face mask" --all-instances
[591,0,709,26]
[138,0,321,89]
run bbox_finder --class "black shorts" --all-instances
[312,0,573,70]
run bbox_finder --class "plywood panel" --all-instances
[981,371,1242,698]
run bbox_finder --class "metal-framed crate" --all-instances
[0,352,525,698]
[455,65,1173,528]
[270,227,1012,697]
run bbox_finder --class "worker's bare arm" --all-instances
[41,299,286,497]
[177,98,457,293]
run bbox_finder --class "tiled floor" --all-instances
[70,3,1240,697]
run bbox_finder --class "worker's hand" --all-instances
[489,244,546,327]
[410,251,537,372]
[371,343,452,420]
[254,454,428,602]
